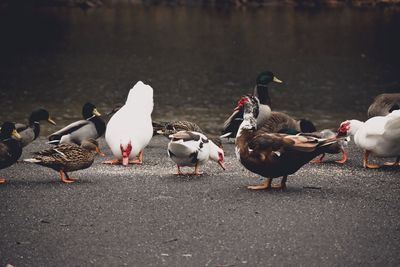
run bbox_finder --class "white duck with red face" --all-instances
[105,81,154,166]
[338,110,400,168]
[167,131,226,175]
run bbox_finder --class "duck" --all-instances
[48,102,105,145]
[221,71,282,138]
[235,97,340,190]
[367,93,400,118]
[167,131,225,175]
[307,129,349,164]
[338,110,400,168]
[153,120,203,137]
[223,94,316,138]
[0,122,22,184]
[24,139,103,183]
[104,81,153,166]
[15,108,56,147]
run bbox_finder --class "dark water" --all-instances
[0,5,399,134]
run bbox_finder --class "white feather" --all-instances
[167,132,209,167]
[350,111,400,157]
[105,81,154,159]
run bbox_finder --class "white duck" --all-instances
[104,81,154,166]
[338,110,400,168]
[167,131,226,175]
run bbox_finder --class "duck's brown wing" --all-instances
[169,131,207,143]
[248,133,286,152]
[258,112,299,133]
[282,135,338,152]
[250,133,336,154]
[169,121,202,133]
[32,144,84,167]
[33,144,78,158]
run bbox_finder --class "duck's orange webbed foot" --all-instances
[363,150,380,169]
[383,162,400,166]
[364,163,380,169]
[271,183,287,190]
[174,166,187,176]
[335,148,347,164]
[103,159,122,165]
[383,156,400,167]
[129,151,143,165]
[271,176,287,190]
[0,178,7,184]
[247,178,272,190]
[311,153,325,164]
[59,171,75,184]
[188,163,203,176]
[383,162,400,167]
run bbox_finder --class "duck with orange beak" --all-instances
[24,139,104,183]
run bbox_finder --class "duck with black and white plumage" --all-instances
[167,131,225,175]
[48,102,105,145]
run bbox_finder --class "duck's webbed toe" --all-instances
[247,178,272,190]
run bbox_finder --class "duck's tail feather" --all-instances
[47,139,60,145]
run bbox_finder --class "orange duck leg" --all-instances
[129,150,143,165]
[271,176,287,190]
[59,170,75,183]
[248,178,272,190]
[363,150,380,169]
[311,153,325,164]
[335,148,348,164]
[383,156,400,167]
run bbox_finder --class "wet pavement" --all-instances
[0,136,399,266]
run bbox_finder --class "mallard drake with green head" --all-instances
[24,139,103,183]
[235,98,340,190]
[222,71,282,138]
[48,102,105,145]
[224,95,316,137]
[0,122,22,184]
[16,108,56,147]
[367,93,400,118]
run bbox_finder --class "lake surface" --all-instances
[0,4,399,134]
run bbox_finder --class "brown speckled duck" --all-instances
[235,97,340,190]
[153,120,203,137]
[24,139,103,183]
